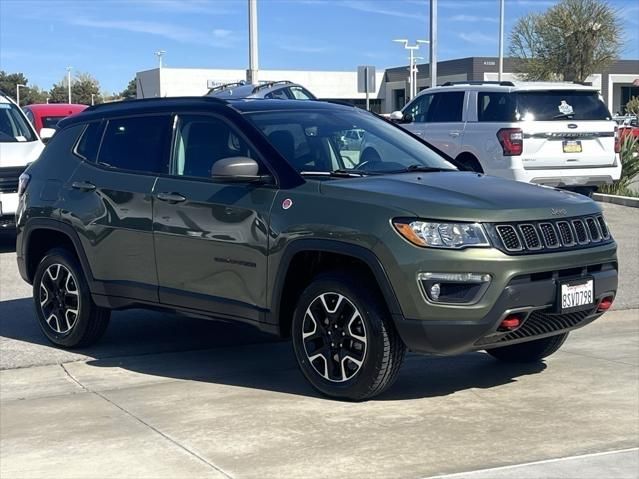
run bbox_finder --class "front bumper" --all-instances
[393,262,617,355]
[0,192,18,228]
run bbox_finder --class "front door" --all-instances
[152,113,277,322]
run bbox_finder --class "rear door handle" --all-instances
[71,181,96,191]
[156,192,187,203]
[449,131,461,138]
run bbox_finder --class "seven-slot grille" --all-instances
[492,215,611,254]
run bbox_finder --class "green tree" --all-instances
[509,0,622,82]
[0,70,48,105]
[119,78,137,100]
[626,97,639,116]
[49,72,103,105]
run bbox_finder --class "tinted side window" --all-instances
[289,86,315,100]
[405,94,433,123]
[478,92,515,122]
[265,89,289,100]
[172,115,262,179]
[24,109,34,125]
[98,115,172,173]
[427,92,464,122]
[75,121,105,162]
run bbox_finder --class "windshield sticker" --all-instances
[558,100,574,115]
[15,136,27,142]
[0,103,11,108]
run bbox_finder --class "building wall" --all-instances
[137,67,385,101]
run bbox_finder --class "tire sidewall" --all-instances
[291,274,391,400]
[33,248,92,348]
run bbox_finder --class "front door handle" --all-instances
[156,192,187,203]
[449,131,461,138]
[71,181,96,191]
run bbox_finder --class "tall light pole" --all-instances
[91,93,95,106]
[393,39,428,100]
[155,50,166,68]
[498,0,504,81]
[66,67,72,104]
[16,84,26,106]
[247,0,259,83]
[429,0,437,88]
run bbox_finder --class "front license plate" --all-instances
[560,278,594,313]
[563,140,582,153]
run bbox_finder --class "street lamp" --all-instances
[91,93,95,106]
[393,39,429,100]
[66,67,72,104]
[155,50,166,69]
[16,84,26,106]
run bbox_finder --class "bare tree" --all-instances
[509,0,623,83]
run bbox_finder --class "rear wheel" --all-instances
[486,333,568,363]
[291,271,405,400]
[456,154,483,173]
[33,248,110,348]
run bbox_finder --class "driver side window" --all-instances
[405,94,433,123]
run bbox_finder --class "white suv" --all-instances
[0,92,44,227]
[390,81,621,194]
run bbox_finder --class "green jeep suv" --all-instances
[15,98,618,400]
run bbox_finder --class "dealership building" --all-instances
[136,56,639,114]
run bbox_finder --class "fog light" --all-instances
[430,283,441,301]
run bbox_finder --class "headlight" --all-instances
[393,219,490,249]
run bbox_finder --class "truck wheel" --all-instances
[33,248,110,348]
[291,271,405,400]
[486,333,568,363]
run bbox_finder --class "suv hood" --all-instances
[0,141,44,168]
[320,172,600,222]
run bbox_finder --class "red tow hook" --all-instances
[598,296,614,312]
[499,315,522,331]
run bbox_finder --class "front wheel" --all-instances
[486,333,568,363]
[291,271,405,400]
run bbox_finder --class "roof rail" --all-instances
[441,80,515,87]
[206,81,247,95]
[83,96,229,113]
[252,80,294,93]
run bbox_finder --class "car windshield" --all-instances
[246,108,456,174]
[0,101,36,142]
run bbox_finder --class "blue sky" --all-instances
[1,0,638,94]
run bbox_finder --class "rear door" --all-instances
[516,90,616,169]
[152,112,276,320]
[402,91,466,157]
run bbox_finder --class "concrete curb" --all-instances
[593,193,639,208]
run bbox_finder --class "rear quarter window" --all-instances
[75,121,105,162]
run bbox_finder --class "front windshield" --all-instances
[246,108,456,174]
[0,101,37,143]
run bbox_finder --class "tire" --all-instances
[33,248,110,348]
[291,271,406,400]
[486,333,568,363]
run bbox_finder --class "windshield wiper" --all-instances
[387,165,457,174]
[300,170,368,178]
[553,112,575,119]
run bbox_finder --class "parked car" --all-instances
[0,91,45,228]
[206,80,316,100]
[390,81,622,196]
[16,97,617,400]
[617,116,639,141]
[22,103,88,134]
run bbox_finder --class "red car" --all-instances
[22,104,88,134]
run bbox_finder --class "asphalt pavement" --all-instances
[1,202,638,478]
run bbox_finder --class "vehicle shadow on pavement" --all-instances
[1,297,546,400]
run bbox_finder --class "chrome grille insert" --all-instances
[496,225,523,251]
[518,224,542,250]
[585,217,601,242]
[556,221,575,246]
[538,223,560,248]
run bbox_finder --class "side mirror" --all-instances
[39,127,56,144]
[389,111,404,121]
[211,157,272,183]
